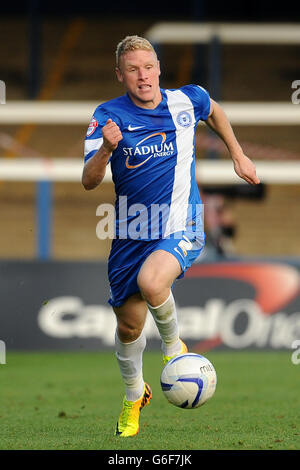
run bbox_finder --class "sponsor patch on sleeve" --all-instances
[86,117,98,137]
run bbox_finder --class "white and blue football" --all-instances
[160,353,217,409]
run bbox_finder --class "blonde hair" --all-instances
[116,35,157,67]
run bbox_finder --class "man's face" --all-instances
[116,49,161,109]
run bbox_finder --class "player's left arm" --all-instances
[205,99,260,185]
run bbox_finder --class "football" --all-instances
[160,353,217,409]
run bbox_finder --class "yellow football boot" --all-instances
[163,339,188,365]
[115,383,152,437]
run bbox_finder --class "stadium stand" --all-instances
[0,17,300,259]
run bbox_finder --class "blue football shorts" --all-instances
[107,231,205,307]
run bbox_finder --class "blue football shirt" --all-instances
[84,84,210,240]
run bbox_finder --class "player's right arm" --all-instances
[82,118,123,190]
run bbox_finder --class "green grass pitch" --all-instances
[0,350,299,450]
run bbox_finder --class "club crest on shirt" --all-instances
[176,111,192,128]
[86,117,98,137]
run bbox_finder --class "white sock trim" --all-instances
[146,291,172,310]
[115,330,146,346]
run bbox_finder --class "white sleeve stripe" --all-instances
[84,137,103,157]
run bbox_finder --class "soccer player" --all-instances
[82,35,260,437]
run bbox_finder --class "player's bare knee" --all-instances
[117,324,138,342]
[116,319,143,343]
[137,275,162,304]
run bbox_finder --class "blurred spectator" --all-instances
[198,193,236,261]
[197,183,265,262]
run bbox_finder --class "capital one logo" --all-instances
[0,80,5,104]
[186,263,300,350]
